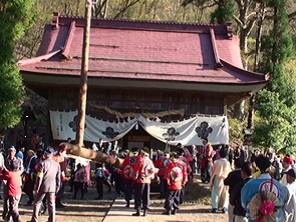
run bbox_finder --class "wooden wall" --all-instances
[48,86,225,119]
[47,86,226,148]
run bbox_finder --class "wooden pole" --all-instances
[76,0,92,147]
[60,142,124,168]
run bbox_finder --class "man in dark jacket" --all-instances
[224,158,243,221]
[230,161,252,222]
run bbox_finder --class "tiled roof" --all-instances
[19,13,269,93]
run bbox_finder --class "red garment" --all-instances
[201,143,214,168]
[154,156,171,176]
[164,161,187,190]
[133,155,155,184]
[178,155,192,174]
[0,171,22,196]
[121,155,138,180]
[83,162,91,186]
[53,152,67,181]
[183,147,193,162]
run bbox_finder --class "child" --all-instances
[95,163,110,199]
[72,163,86,199]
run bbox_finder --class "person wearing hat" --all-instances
[279,167,296,222]
[281,155,294,186]
[28,146,61,222]
[4,146,22,171]
[120,147,139,207]
[132,147,155,217]
[154,149,170,199]
[2,146,22,220]
[241,154,284,222]
[162,152,187,215]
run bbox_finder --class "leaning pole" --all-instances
[60,142,124,169]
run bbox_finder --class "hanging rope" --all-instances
[88,103,185,118]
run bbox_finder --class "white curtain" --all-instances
[50,110,228,145]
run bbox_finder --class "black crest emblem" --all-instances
[162,127,180,142]
[102,127,119,139]
[195,121,213,139]
[68,115,87,132]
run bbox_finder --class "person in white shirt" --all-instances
[280,167,296,222]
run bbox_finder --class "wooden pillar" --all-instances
[76,0,92,147]
[223,97,227,115]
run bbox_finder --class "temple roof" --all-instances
[19,13,269,95]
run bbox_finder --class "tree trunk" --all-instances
[61,142,124,168]
[254,2,265,70]
[247,94,255,129]
[233,100,245,121]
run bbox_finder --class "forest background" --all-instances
[0,0,296,154]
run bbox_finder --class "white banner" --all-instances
[50,110,229,145]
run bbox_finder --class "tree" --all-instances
[0,0,35,129]
[210,0,235,24]
[253,0,295,153]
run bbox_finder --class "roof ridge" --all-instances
[58,14,222,27]
[53,12,232,35]
[18,50,62,66]
[62,21,76,60]
[210,28,223,69]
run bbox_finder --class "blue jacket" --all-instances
[241,173,284,222]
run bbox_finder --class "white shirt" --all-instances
[280,181,296,222]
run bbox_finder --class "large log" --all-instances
[60,142,124,168]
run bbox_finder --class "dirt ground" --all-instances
[0,185,113,222]
[0,175,228,222]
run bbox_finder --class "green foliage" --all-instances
[253,90,290,151]
[252,0,295,153]
[0,61,24,128]
[228,117,244,143]
[253,58,296,153]
[210,0,235,24]
[0,0,35,128]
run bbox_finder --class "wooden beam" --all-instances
[61,142,124,168]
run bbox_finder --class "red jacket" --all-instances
[53,152,67,181]
[164,160,187,190]
[0,171,22,196]
[154,155,171,176]
[133,155,155,184]
[121,154,138,180]
[183,147,193,162]
[178,155,192,174]
[201,143,215,168]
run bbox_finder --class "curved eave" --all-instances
[21,70,268,94]
[220,59,270,81]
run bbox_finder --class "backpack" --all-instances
[95,167,106,180]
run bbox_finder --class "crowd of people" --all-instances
[201,142,296,222]
[0,134,295,222]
